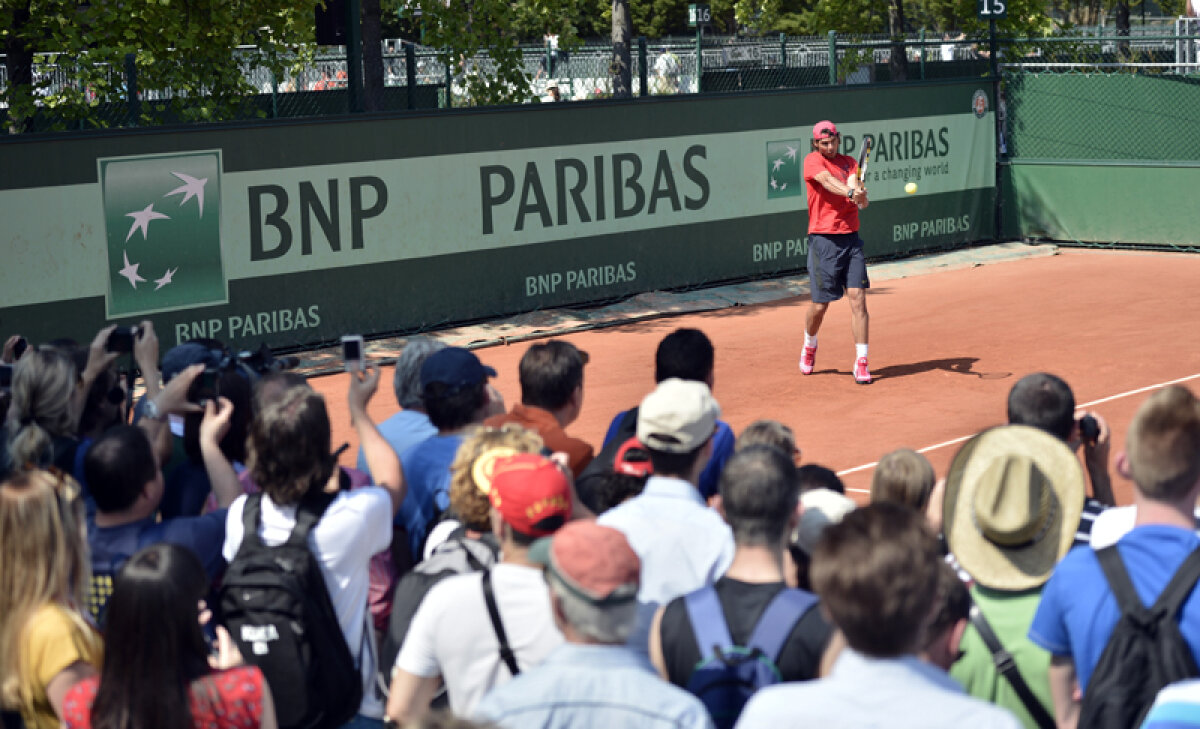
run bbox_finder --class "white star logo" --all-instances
[772,158,784,172]
[785,145,798,160]
[125,203,170,242]
[154,267,178,290]
[118,250,146,289]
[164,172,207,217]
[770,177,778,190]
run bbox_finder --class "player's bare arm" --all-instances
[814,170,867,207]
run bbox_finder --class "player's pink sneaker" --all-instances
[853,357,872,385]
[799,345,817,375]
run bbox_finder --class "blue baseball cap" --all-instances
[161,341,223,382]
[420,347,496,391]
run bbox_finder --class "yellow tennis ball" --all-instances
[905,182,918,195]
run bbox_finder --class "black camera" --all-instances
[105,325,144,353]
[187,367,221,405]
[1079,414,1100,442]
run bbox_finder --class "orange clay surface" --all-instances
[312,248,1200,503]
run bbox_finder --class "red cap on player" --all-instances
[813,120,839,139]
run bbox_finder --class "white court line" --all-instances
[838,372,1200,494]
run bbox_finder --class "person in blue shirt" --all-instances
[396,347,500,564]
[1029,385,1200,726]
[84,385,240,625]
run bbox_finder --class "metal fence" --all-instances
[2,25,1198,133]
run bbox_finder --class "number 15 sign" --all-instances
[977,0,1007,18]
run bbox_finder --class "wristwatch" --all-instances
[142,397,165,421]
[847,188,856,200]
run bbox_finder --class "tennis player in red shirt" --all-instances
[799,120,872,384]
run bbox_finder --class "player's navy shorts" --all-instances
[807,232,870,304]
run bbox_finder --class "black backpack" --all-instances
[1078,545,1200,729]
[219,492,362,729]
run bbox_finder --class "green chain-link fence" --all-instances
[1001,21,1200,162]
[3,25,1198,134]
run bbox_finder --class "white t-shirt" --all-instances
[395,562,564,715]
[223,487,393,718]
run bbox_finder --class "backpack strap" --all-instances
[482,569,520,676]
[1149,545,1200,617]
[746,589,817,663]
[240,493,266,550]
[287,490,338,548]
[684,585,734,661]
[969,600,1056,729]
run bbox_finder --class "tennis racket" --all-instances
[852,135,873,208]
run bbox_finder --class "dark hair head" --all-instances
[797,463,845,494]
[577,470,647,514]
[247,386,334,506]
[85,425,159,513]
[1007,372,1075,442]
[925,561,971,648]
[423,381,487,431]
[79,366,126,438]
[810,502,942,658]
[648,439,709,479]
[719,445,799,546]
[183,368,253,465]
[91,543,211,729]
[654,329,714,384]
[518,340,587,411]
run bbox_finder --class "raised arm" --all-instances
[349,364,405,515]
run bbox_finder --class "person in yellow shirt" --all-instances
[0,469,102,729]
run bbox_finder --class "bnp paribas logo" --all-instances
[766,140,803,200]
[99,151,228,318]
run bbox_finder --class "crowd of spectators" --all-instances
[2,321,1199,729]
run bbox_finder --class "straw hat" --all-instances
[943,425,1084,590]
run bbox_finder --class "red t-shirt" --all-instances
[803,150,860,234]
[63,666,265,729]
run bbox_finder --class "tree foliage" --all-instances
[381,0,588,105]
[1,0,327,132]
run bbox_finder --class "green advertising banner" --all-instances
[0,81,996,350]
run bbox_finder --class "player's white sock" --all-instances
[856,344,869,359]
[805,332,818,348]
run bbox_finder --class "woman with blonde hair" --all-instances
[0,469,102,729]
[3,326,125,480]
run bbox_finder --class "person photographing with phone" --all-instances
[799,120,873,385]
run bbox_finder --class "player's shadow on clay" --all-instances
[816,357,1011,382]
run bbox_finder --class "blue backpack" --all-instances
[683,585,817,729]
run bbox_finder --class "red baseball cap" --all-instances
[531,521,640,605]
[613,437,653,477]
[813,120,839,139]
[488,453,572,537]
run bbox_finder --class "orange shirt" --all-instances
[803,150,860,234]
[484,404,594,476]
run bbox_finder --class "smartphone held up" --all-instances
[341,335,365,373]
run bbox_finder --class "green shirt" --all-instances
[950,585,1053,729]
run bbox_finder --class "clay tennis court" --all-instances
[313,246,1200,503]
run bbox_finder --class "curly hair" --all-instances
[448,424,545,532]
